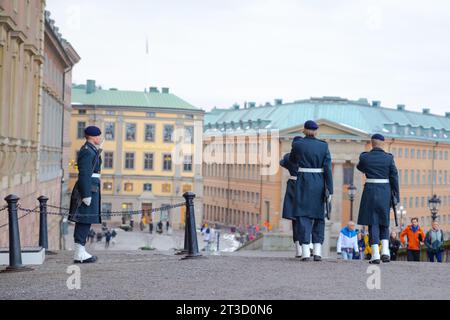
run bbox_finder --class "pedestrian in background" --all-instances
[105,230,112,249]
[202,225,212,255]
[389,231,401,261]
[400,217,425,262]
[337,221,359,260]
[354,231,366,260]
[425,221,445,263]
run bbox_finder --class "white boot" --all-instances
[74,243,96,263]
[301,244,311,261]
[295,241,303,258]
[313,243,322,261]
[381,239,390,262]
[370,244,381,264]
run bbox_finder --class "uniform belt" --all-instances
[289,176,297,181]
[298,168,324,173]
[366,179,389,184]
[92,173,101,178]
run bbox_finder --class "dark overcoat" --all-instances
[356,148,400,227]
[280,153,299,220]
[70,142,102,225]
[289,136,333,219]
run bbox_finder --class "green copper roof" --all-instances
[204,98,450,143]
[72,87,199,111]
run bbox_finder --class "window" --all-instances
[126,123,136,141]
[105,122,115,140]
[124,183,133,192]
[77,121,86,139]
[392,148,397,157]
[143,183,152,192]
[417,149,421,159]
[145,124,155,142]
[404,148,409,158]
[162,183,171,193]
[144,153,154,170]
[183,155,193,172]
[409,197,413,208]
[163,154,172,171]
[416,170,420,185]
[185,114,194,119]
[415,197,419,208]
[411,149,415,158]
[445,151,449,160]
[404,170,409,185]
[102,203,112,221]
[146,112,156,118]
[422,150,426,158]
[105,111,116,116]
[103,182,113,191]
[398,148,403,157]
[183,184,192,193]
[421,197,425,208]
[184,126,194,144]
[410,170,414,186]
[78,109,87,115]
[125,153,135,169]
[398,170,402,185]
[163,125,174,143]
[103,152,114,169]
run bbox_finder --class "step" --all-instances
[0,247,46,266]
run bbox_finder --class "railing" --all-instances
[0,192,203,273]
[396,240,450,263]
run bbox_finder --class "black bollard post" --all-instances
[181,192,203,260]
[38,196,49,251]
[2,195,33,273]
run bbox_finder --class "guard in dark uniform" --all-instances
[356,134,399,264]
[70,126,103,264]
[280,137,302,258]
[289,121,333,261]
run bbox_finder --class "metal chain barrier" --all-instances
[0,205,8,213]
[16,202,185,218]
[0,206,38,229]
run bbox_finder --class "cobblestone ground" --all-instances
[0,250,449,300]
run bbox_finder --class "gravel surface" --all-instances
[0,250,448,300]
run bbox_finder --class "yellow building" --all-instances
[69,81,204,229]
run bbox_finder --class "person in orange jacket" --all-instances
[400,217,425,262]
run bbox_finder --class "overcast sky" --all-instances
[46,0,450,114]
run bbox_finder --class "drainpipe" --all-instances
[59,66,73,250]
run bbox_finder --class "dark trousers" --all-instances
[427,251,443,263]
[292,218,302,243]
[368,225,389,246]
[74,223,91,246]
[407,249,421,262]
[299,217,325,245]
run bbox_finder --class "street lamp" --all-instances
[347,184,357,221]
[397,206,406,231]
[428,194,441,222]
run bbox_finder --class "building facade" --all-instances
[203,97,450,250]
[69,82,204,229]
[0,2,79,250]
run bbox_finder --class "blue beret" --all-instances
[84,126,102,137]
[304,120,319,130]
[371,134,385,141]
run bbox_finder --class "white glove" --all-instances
[327,195,332,203]
[82,197,92,206]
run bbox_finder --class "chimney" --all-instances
[397,104,405,111]
[149,87,159,93]
[248,102,256,108]
[372,101,381,108]
[274,99,283,106]
[86,80,96,94]
[162,87,170,94]
[445,112,450,118]
[423,108,430,115]
[232,103,240,110]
